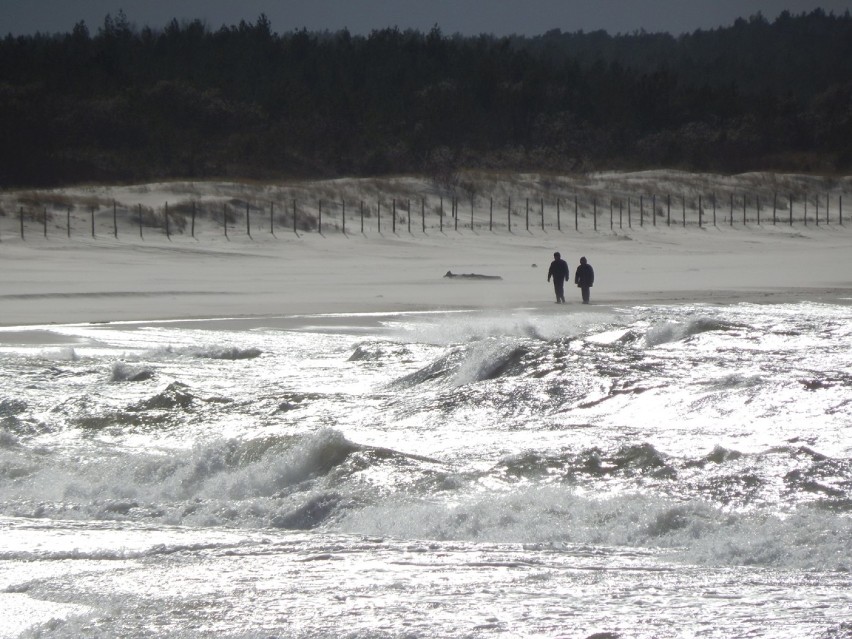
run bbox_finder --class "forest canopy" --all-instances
[2,9,852,186]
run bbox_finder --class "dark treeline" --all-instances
[2,9,852,187]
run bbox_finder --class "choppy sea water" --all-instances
[0,302,850,639]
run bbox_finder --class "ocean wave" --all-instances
[451,340,531,385]
[697,373,764,390]
[274,392,326,413]
[0,429,365,518]
[644,317,737,346]
[390,348,465,388]
[1,426,849,572]
[0,398,27,417]
[497,442,676,481]
[196,346,262,360]
[0,539,258,562]
[0,429,20,449]
[335,487,852,571]
[391,339,537,389]
[42,346,79,362]
[270,492,343,529]
[136,344,263,361]
[693,444,744,465]
[348,344,382,362]
[110,361,155,382]
[131,382,196,411]
[348,342,413,363]
[72,412,149,430]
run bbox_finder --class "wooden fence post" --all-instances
[525,198,529,232]
[113,200,118,238]
[489,197,493,232]
[698,195,703,228]
[713,193,717,226]
[742,194,746,226]
[270,202,275,235]
[757,195,761,226]
[342,200,346,235]
[392,199,396,234]
[91,206,96,238]
[804,195,808,226]
[815,196,819,227]
[789,194,793,226]
[652,194,656,227]
[627,197,632,228]
[69,206,72,238]
[191,201,196,238]
[422,198,426,233]
[138,204,143,239]
[639,195,644,227]
[471,197,475,230]
[441,197,444,232]
[360,200,364,234]
[317,200,322,235]
[574,195,578,231]
[20,207,24,240]
[556,198,561,231]
[620,199,624,229]
[730,193,734,227]
[164,203,169,239]
[224,202,229,238]
[773,192,777,225]
[43,207,47,238]
[507,197,510,232]
[682,196,686,228]
[454,197,458,231]
[666,194,670,227]
[593,198,597,231]
[293,199,297,235]
[610,199,613,230]
[540,198,544,231]
[378,199,382,234]
[409,199,412,234]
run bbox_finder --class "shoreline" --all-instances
[2,286,851,344]
[2,175,851,329]
[2,233,851,329]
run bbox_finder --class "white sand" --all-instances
[2,173,851,328]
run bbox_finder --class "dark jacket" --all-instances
[575,263,594,287]
[547,259,569,282]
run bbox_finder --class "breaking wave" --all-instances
[110,361,155,382]
[1,424,849,571]
[644,317,737,346]
[336,487,852,571]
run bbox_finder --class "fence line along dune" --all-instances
[1,171,850,242]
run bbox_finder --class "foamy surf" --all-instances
[0,302,850,638]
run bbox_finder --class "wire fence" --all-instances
[3,191,848,242]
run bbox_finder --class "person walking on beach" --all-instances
[574,256,594,304]
[547,251,569,303]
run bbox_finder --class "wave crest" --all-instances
[645,317,736,346]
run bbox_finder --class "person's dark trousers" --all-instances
[554,280,565,303]
[580,286,590,303]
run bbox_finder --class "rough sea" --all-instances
[1,302,850,638]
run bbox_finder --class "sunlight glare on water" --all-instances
[0,302,850,638]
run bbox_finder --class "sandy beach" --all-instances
[1,172,851,329]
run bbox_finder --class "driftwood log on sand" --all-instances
[444,271,502,280]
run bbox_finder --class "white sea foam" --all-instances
[335,487,852,571]
[0,303,850,638]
